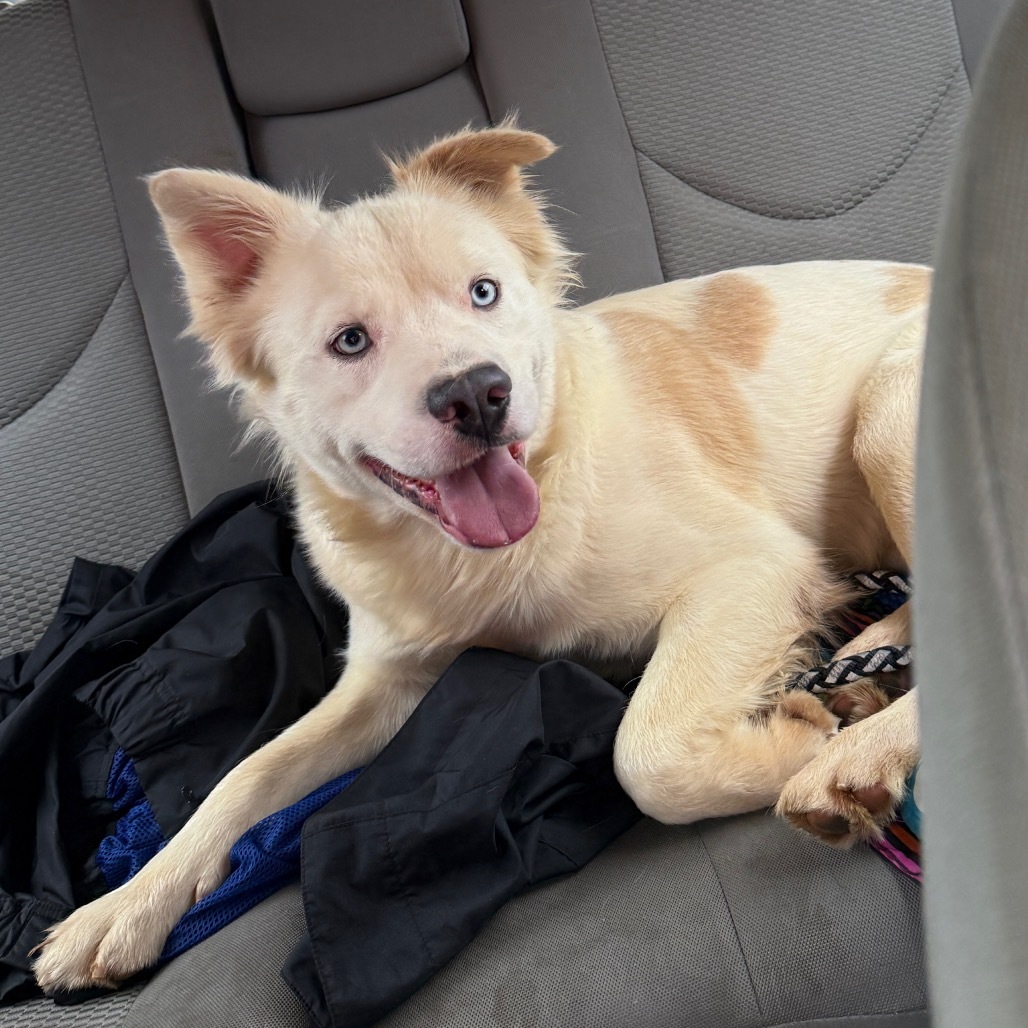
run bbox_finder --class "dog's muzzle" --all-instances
[426,363,511,443]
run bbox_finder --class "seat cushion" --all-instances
[101,815,926,1028]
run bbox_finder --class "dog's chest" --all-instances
[332,526,667,665]
[430,549,668,671]
[474,592,660,670]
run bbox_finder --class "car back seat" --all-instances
[0,0,1009,1024]
[0,0,980,655]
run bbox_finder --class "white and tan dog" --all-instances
[34,126,925,992]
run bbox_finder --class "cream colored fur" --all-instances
[33,127,927,993]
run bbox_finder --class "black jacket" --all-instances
[0,484,638,1022]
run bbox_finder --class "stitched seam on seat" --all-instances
[0,271,130,435]
[446,0,468,60]
[0,0,134,432]
[697,825,765,1023]
[0,266,126,429]
[629,62,960,222]
[766,1010,928,1027]
[244,60,476,120]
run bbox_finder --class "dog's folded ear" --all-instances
[388,125,556,198]
[390,124,575,300]
[148,169,316,385]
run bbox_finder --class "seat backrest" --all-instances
[587,0,971,280]
[0,0,191,653]
[0,0,1000,656]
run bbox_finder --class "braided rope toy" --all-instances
[789,570,912,694]
[784,571,920,879]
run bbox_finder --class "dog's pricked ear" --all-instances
[148,169,300,296]
[148,169,316,385]
[389,126,556,198]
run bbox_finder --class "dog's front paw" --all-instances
[32,866,213,994]
[775,709,918,848]
[33,886,177,993]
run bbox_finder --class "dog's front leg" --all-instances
[614,546,842,824]
[33,620,444,994]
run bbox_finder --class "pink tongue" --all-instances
[434,447,540,548]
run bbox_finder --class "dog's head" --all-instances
[149,126,574,549]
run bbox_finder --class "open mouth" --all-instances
[360,442,539,549]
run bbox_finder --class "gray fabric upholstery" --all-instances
[381,816,925,1028]
[594,0,964,219]
[0,0,187,654]
[462,0,665,301]
[116,817,925,1028]
[250,66,489,203]
[590,0,971,280]
[0,0,122,432]
[916,0,1028,1024]
[0,279,188,655]
[119,886,310,1028]
[67,0,274,514]
[950,0,1016,83]
[0,988,142,1027]
[211,0,469,117]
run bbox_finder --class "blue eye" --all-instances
[330,326,371,357]
[470,278,499,308]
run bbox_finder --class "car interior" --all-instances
[1,0,1025,1025]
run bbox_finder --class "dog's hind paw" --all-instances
[775,705,918,848]
[774,689,841,737]
[821,678,895,727]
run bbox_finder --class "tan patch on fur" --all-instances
[884,266,931,314]
[695,272,775,369]
[602,305,764,491]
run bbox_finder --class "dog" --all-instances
[33,125,925,992]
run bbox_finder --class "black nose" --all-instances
[426,363,512,442]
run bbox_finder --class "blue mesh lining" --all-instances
[96,750,360,960]
[95,749,166,886]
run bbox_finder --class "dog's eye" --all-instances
[470,278,499,309]
[329,326,371,358]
